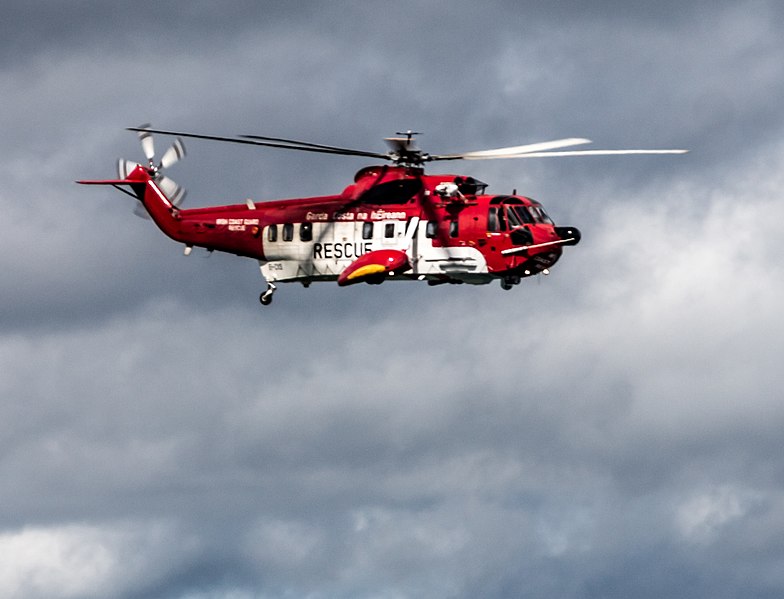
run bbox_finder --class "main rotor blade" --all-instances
[241,134,383,157]
[126,127,389,160]
[431,139,688,161]
[431,138,591,161]
[495,148,689,158]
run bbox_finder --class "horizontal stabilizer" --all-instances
[76,178,139,186]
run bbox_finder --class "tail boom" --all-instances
[79,165,265,260]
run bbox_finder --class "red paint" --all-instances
[80,163,580,296]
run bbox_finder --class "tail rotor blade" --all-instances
[137,123,155,163]
[157,175,187,206]
[116,127,190,217]
[117,159,141,179]
[159,137,186,169]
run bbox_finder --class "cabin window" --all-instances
[488,207,499,232]
[425,220,438,238]
[300,222,313,242]
[362,221,374,239]
[449,220,459,238]
[267,224,278,242]
[282,223,294,242]
[384,223,395,238]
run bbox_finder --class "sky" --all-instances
[2,1,784,597]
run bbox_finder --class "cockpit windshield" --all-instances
[527,204,554,225]
[505,204,554,226]
[507,205,534,227]
[488,197,555,232]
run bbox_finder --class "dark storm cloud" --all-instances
[2,1,784,598]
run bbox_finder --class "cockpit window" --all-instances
[488,207,499,232]
[498,207,507,231]
[491,196,555,228]
[527,205,554,225]
[507,205,534,227]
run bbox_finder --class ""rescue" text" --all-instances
[313,242,372,260]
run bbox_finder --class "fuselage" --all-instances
[135,164,580,287]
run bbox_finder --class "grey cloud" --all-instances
[2,1,784,598]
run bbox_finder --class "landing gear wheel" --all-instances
[500,275,521,290]
[259,283,276,306]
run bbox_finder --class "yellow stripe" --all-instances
[346,264,386,281]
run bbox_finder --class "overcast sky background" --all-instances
[2,2,784,598]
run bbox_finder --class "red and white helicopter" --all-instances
[79,126,686,306]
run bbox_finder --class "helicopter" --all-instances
[78,126,686,306]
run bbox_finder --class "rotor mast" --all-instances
[384,130,430,167]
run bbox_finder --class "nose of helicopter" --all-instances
[555,226,581,246]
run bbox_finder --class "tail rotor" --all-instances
[119,124,188,214]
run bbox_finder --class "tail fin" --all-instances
[78,165,184,242]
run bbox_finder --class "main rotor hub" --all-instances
[384,133,431,166]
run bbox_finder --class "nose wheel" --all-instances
[259,283,276,306]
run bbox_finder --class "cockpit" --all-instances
[487,196,553,233]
